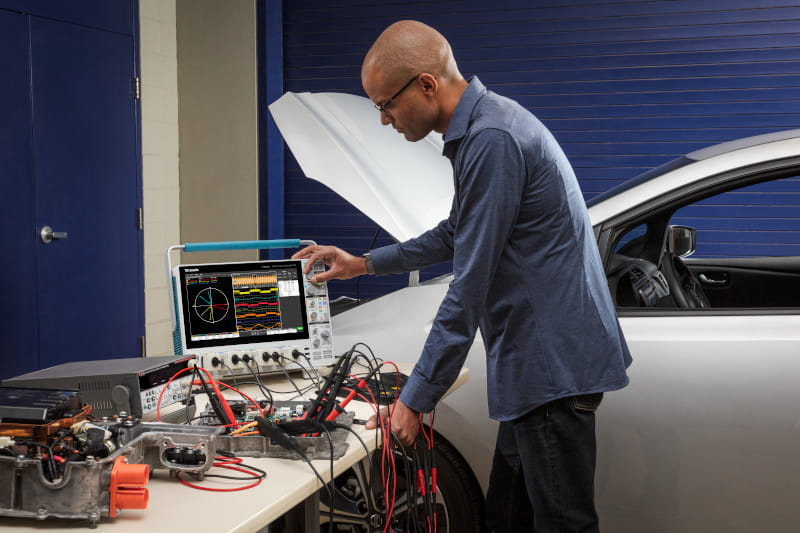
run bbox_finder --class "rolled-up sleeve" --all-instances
[398,128,527,413]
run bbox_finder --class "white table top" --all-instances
[0,365,469,532]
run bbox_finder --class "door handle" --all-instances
[40,225,68,244]
[698,273,727,286]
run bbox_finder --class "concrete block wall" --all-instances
[139,0,181,356]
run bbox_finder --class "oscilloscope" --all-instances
[171,258,334,378]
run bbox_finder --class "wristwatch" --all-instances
[363,253,375,275]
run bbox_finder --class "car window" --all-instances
[614,224,648,255]
[662,174,800,309]
[670,175,800,258]
[607,173,800,310]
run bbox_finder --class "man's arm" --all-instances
[291,245,368,283]
[290,243,426,444]
[369,213,456,275]
[294,130,525,445]
[399,128,527,414]
[292,200,457,281]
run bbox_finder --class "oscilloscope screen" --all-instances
[178,261,309,349]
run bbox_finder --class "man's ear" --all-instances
[418,72,438,96]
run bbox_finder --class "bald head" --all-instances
[362,20,462,87]
[362,21,468,139]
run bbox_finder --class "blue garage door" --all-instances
[279,0,800,301]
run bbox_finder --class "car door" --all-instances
[595,169,800,533]
[685,256,800,307]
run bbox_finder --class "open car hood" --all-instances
[269,92,454,242]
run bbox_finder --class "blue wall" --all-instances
[277,0,800,301]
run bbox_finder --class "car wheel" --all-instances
[319,430,486,532]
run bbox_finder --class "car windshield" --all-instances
[586,156,694,207]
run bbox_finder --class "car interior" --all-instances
[604,169,800,310]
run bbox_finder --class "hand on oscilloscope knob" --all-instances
[291,245,368,283]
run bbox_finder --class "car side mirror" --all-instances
[668,225,697,257]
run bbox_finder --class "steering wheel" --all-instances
[662,253,710,308]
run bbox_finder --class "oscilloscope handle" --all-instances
[182,239,309,253]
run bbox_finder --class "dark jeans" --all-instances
[485,393,603,533]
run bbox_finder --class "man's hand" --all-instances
[291,245,368,283]
[365,400,419,447]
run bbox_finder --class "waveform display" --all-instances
[232,273,277,287]
[232,272,282,331]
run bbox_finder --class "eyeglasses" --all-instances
[373,75,420,113]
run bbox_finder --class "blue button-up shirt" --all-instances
[370,77,632,421]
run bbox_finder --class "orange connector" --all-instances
[109,456,150,518]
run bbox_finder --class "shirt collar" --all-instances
[443,76,486,147]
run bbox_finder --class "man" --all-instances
[293,20,632,533]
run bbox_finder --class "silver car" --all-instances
[271,92,800,532]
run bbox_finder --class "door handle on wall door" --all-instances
[40,226,68,244]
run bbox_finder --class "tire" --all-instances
[320,429,486,532]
